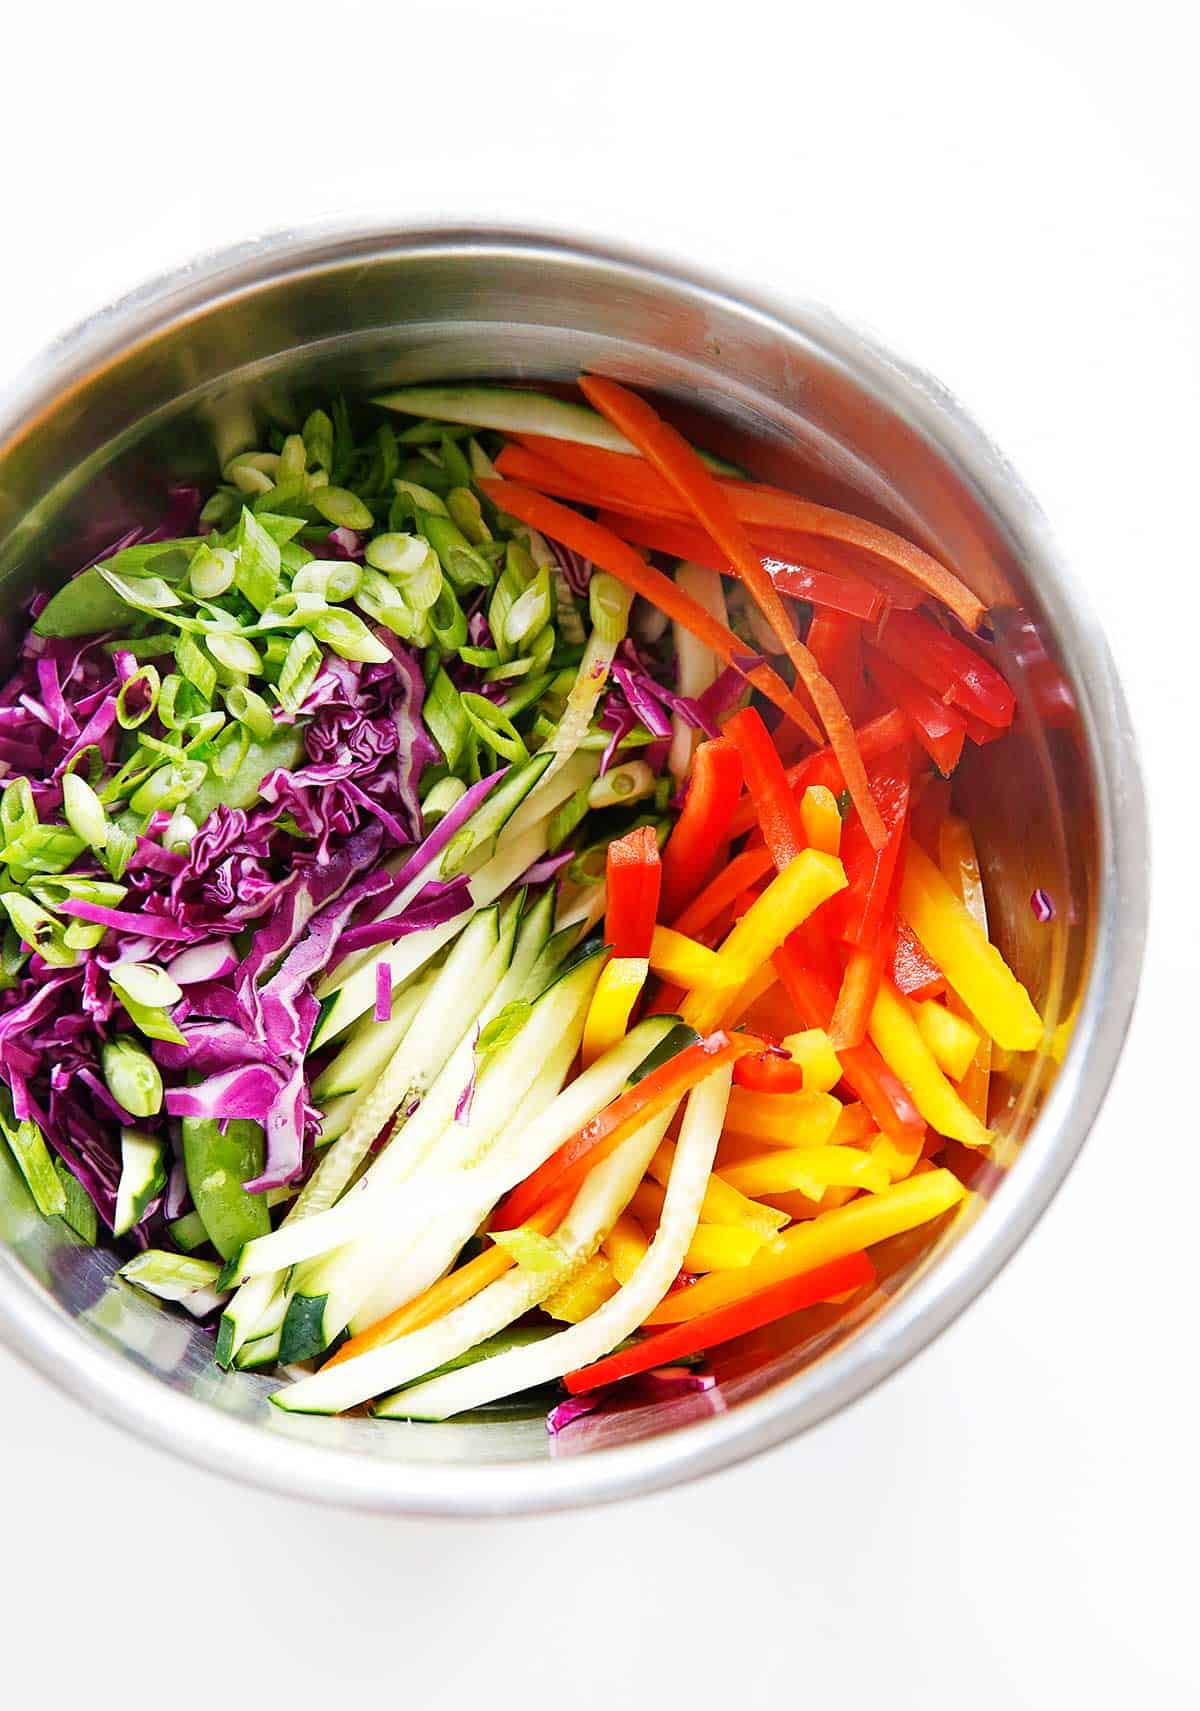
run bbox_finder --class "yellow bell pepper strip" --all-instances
[581,956,649,1067]
[782,1028,843,1094]
[602,1212,651,1285]
[649,925,725,989]
[321,1188,574,1369]
[566,1251,876,1394]
[705,849,848,990]
[938,816,993,1121]
[493,1030,760,1230]
[800,784,843,855]
[642,1167,966,1325]
[719,1145,890,1200]
[909,997,981,1083]
[647,1141,787,1239]
[543,1253,620,1322]
[868,978,992,1148]
[899,839,1043,1051]
[684,1223,767,1272]
[869,1130,924,1182]
[723,1085,842,1148]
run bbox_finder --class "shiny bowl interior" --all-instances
[0,225,1147,1513]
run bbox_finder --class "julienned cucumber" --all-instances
[310,969,433,1100]
[113,1129,169,1238]
[371,386,744,476]
[182,1117,270,1261]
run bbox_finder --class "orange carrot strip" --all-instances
[477,478,821,743]
[578,376,885,848]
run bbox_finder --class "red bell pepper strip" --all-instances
[806,610,866,719]
[732,1050,808,1094]
[605,824,662,959]
[509,427,987,632]
[726,706,810,869]
[825,752,912,947]
[659,738,744,920]
[772,938,925,1146]
[493,1030,760,1231]
[909,771,952,856]
[891,918,946,998]
[578,377,886,848]
[477,479,823,744]
[872,609,1015,727]
[864,648,966,777]
[670,845,777,939]
[727,709,910,841]
[563,1250,875,1394]
[591,509,885,622]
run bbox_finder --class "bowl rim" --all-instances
[0,217,1149,1515]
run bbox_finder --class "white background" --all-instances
[1,3,1195,1705]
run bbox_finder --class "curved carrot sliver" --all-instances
[477,478,821,744]
[578,376,886,849]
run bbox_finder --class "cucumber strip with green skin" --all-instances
[168,1211,209,1253]
[182,1117,270,1260]
[216,1272,285,1368]
[274,1105,674,1416]
[370,386,743,475]
[311,817,550,1047]
[231,907,511,1285]
[235,1327,283,1369]
[311,969,434,1100]
[119,1249,222,1299]
[496,750,596,850]
[381,1065,732,1422]
[1,1115,66,1219]
[113,1130,169,1238]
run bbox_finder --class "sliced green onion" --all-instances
[211,723,252,781]
[393,477,449,519]
[354,567,421,638]
[62,744,105,787]
[292,561,362,602]
[174,631,217,700]
[96,568,182,613]
[115,664,161,729]
[102,821,136,881]
[419,511,492,592]
[0,1104,66,1219]
[56,1159,98,1243]
[116,994,186,1047]
[207,632,263,676]
[234,507,283,612]
[101,1037,163,1119]
[589,572,632,645]
[0,825,86,876]
[461,645,501,669]
[182,711,226,751]
[189,545,236,599]
[587,759,656,810]
[30,875,126,908]
[62,772,108,849]
[278,433,308,482]
[130,759,207,817]
[504,564,553,649]
[447,486,492,546]
[424,669,469,771]
[163,810,198,852]
[307,607,390,664]
[311,487,374,531]
[303,409,335,473]
[109,960,183,1009]
[420,776,467,825]
[224,685,276,741]
[225,452,279,494]
[277,630,323,712]
[0,893,75,966]
[1,778,36,843]
[104,630,182,661]
[64,918,107,950]
[467,436,500,480]
[439,434,474,489]
[460,693,529,765]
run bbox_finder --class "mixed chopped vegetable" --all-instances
[0,378,1045,1427]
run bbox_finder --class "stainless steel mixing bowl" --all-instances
[0,223,1147,1513]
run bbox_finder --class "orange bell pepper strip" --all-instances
[640,1146,788,1240]
[605,824,661,959]
[727,709,911,840]
[478,478,821,744]
[577,376,885,846]
[865,648,966,777]
[492,1030,761,1231]
[899,839,1043,1051]
[641,1167,963,1326]
[773,938,925,1148]
[511,426,987,632]
[800,784,842,855]
[649,925,724,989]
[659,737,744,920]
[867,977,991,1148]
[590,507,886,622]
[564,1250,875,1393]
[722,1085,842,1148]
[671,845,776,939]
[871,609,1015,728]
[322,1188,574,1369]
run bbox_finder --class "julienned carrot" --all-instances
[322,1189,574,1368]
[493,1031,762,1231]
[727,709,911,841]
[513,427,988,632]
[671,845,776,939]
[591,509,885,622]
[578,376,886,849]
[477,479,821,744]
[563,1250,875,1393]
